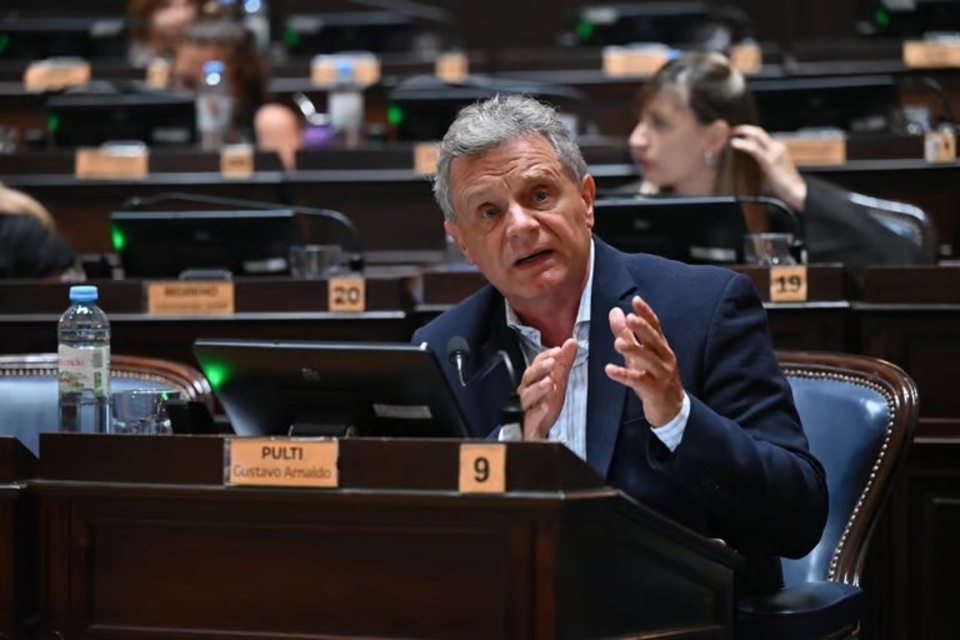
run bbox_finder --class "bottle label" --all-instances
[58,345,110,396]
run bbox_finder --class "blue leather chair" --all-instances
[0,354,214,456]
[738,352,918,640]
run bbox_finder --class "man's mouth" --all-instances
[514,249,554,267]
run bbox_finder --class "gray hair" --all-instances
[432,95,588,221]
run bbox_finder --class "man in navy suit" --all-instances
[412,95,827,596]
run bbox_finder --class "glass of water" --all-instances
[110,389,181,435]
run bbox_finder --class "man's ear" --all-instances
[580,174,596,230]
[443,219,474,264]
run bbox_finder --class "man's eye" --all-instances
[480,207,499,219]
[533,190,549,202]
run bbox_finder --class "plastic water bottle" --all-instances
[328,57,364,147]
[243,0,271,52]
[197,60,234,150]
[58,285,110,434]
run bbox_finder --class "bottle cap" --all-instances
[69,285,98,303]
[203,60,226,77]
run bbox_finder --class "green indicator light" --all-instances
[388,104,404,127]
[576,20,595,41]
[110,225,127,253]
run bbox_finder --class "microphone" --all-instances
[446,336,470,387]
[446,336,524,433]
[121,191,366,272]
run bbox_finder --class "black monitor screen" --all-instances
[389,75,583,141]
[110,209,303,279]
[569,2,714,47]
[751,75,902,134]
[593,196,751,264]
[47,88,197,148]
[0,16,127,60]
[284,11,426,55]
[192,339,472,439]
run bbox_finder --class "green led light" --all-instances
[47,113,60,133]
[387,104,404,127]
[110,225,127,253]
[283,27,300,49]
[0,34,9,54]
[875,7,890,28]
[576,20,595,41]
[202,363,232,391]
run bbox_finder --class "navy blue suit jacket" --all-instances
[412,238,828,596]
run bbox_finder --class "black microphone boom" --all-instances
[446,335,524,434]
[446,336,470,387]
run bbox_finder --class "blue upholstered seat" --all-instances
[0,354,213,456]
[738,353,918,640]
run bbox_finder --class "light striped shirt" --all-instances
[503,240,689,459]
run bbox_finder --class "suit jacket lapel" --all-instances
[586,238,639,477]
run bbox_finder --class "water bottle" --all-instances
[243,0,271,52]
[58,285,111,434]
[197,60,234,150]
[328,58,364,148]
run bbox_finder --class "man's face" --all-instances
[444,135,595,309]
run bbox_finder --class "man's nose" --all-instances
[505,202,540,238]
[629,123,648,148]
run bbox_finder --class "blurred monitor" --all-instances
[388,75,584,141]
[192,339,472,438]
[0,15,126,60]
[110,209,303,278]
[593,196,752,264]
[566,2,718,47]
[866,0,960,37]
[283,11,429,55]
[47,88,197,148]
[751,75,902,134]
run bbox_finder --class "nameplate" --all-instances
[327,276,366,312]
[23,59,91,92]
[146,281,235,315]
[769,265,808,302]
[602,46,671,77]
[413,142,439,175]
[220,144,254,178]
[226,439,339,488]
[779,135,846,166]
[75,147,149,180]
[145,58,170,89]
[730,42,762,75]
[904,40,960,68]
[459,443,506,493]
[925,130,957,163]
[435,52,469,84]
[311,53,381,88]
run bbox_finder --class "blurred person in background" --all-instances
[128,0,205,66]
[172,17,302,168]
[623,52,927,277]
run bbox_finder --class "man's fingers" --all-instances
[631,296,663,334]
[519,375,554,411]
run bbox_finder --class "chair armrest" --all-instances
[737,581,861,640]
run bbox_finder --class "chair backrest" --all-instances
[777,351,917,588]
[0,354,213,455]
[849,191,938,262]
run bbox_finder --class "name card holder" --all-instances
[327,276,366,312]
[904,39,960,68]
[730,41,762,75]
[602,45,672,77]
[225,438,339,488]
[311,53,382,89]
[413,142,439,175]
[75,145,149,180]
[769,265,808,302]
[145,281,235,315]
[778,134,847,166]
[435,51,469,84]
[146,58,171,89]
[220,144,255,178]
[925,130,957,163]
[459,443,507,493]
[24,59,91,92]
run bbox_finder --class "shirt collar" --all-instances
[506,238,595,332]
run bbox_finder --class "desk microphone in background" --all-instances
[446,336,524,435]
